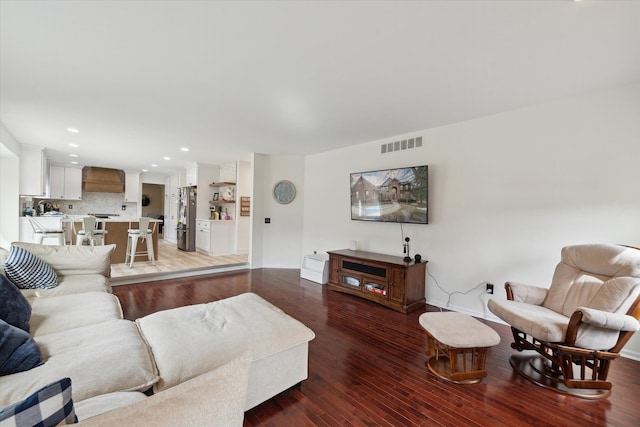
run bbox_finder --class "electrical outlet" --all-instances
[68,205,73,209]
[264,218,270,224]
[121,205,126,211]
[486,283,494,294]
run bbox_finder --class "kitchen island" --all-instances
[64,217,162,264]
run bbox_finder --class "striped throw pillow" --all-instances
[2,246,58,289]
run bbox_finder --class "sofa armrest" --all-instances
[505,281,547,305]
[78,353,251,426]
[573,307,640,332]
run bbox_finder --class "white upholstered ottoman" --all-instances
[419,312,500,384]
[136,292,315,410]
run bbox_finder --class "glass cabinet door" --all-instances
[363,281,387,297]
[341,275,361,288]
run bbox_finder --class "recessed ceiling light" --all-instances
[70,154,78,157]
[181,147,189,152]
[68,143,78,147]
[151,164,158,167]
[67,128,79,133]
[163,156,171,161]
[142,169,148,172]
[70,161,78,165]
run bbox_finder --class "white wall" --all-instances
[0,123,21,247]
[140,172,167,185]
[1,123,20,154]
[236,161,251,254]
[251,154,304,268]
[302,83,640,359]
[196,163,219,219]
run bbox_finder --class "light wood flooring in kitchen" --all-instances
[110,238,249,284]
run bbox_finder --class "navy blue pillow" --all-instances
[0,319,43,376]
[0,275,32,333]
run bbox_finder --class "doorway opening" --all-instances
[141,183,165,238]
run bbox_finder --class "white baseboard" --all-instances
[620,348,640,361]
[110,263,249,286]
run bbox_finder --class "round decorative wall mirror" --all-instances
[273,180,296,204]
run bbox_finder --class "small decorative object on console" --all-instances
[403,237,411,263]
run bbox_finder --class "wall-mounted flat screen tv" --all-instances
[350,165,428,224]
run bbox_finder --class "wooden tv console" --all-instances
[327,249,427,314]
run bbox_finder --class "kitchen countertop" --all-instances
[19,215,161,264]
[62,217,163,222]
[66,217,160,264]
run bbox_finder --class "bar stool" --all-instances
[27,216,65,245]
[125,217,156,267]
[75,216,108,246]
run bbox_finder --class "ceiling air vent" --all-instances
[381,136,423,154]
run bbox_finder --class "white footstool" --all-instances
[419,312,500,384]
[136,292,315,410]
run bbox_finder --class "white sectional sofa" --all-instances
[10,241,114,299]
[0,242,315,425]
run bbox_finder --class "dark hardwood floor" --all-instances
[112,269,640,427]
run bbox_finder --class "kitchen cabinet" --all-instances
[195,219,235,256]
[49,165,82,200]
[164,174,179,243]
[64,167,82,200]
[210,221,235,256]
[195,220,211,253]
[124,172,140,203]
[185,166,197,186]
[19,145,47,196]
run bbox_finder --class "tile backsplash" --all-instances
[34,192,137,217]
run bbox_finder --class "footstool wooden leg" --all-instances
[419,312,500,384]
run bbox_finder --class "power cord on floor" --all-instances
[428,269,489,316]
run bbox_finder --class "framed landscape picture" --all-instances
[350,165,428,224]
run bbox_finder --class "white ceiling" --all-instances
[1,1,640,175]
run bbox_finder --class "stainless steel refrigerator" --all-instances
[177,186,197,251]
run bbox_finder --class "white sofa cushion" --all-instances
[29,292,123,336]
[74,392,147,422]
[487,298,623,350]
[488,299,569,343]
[0,319,158,408]
[21,274,111,300]
[136,292,315,392]
[77,353,251,426]
[12,242,115,278]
